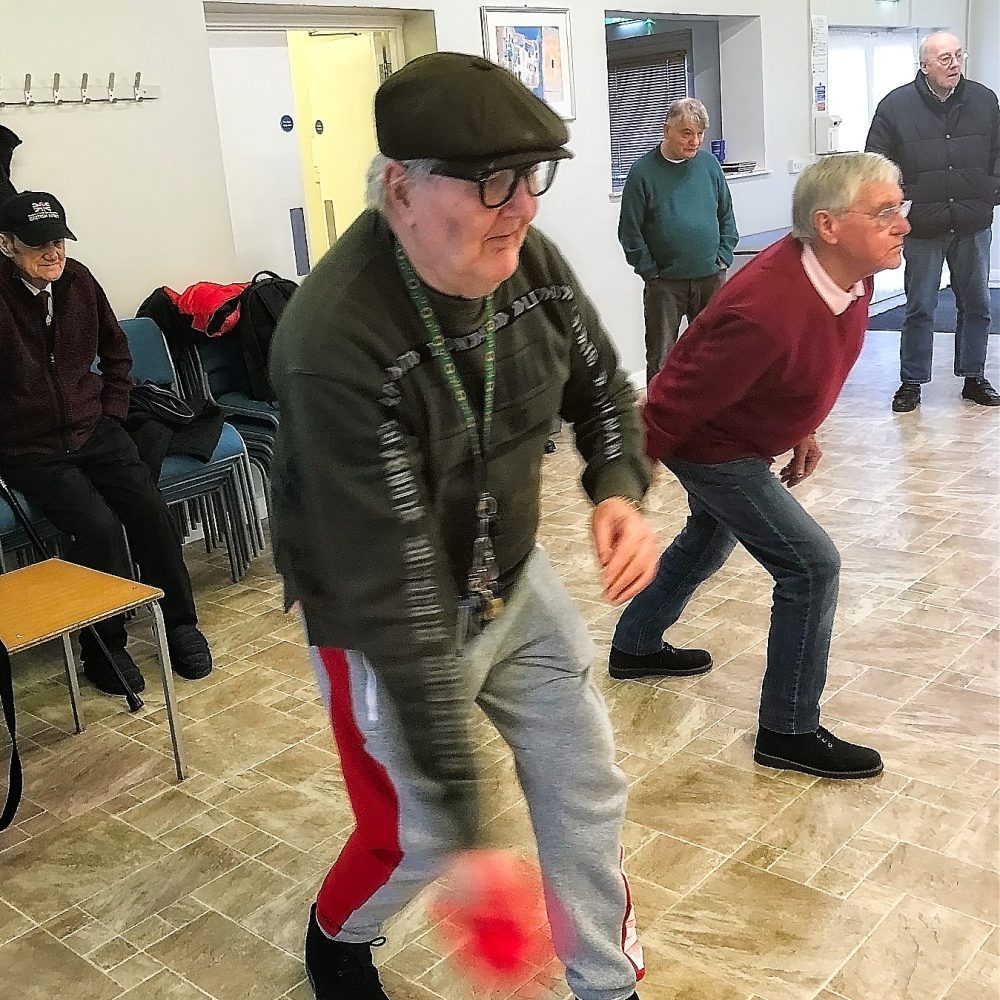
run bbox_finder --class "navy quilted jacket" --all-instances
[866,73,1000,239]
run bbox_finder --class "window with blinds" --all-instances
[608,53,689,191]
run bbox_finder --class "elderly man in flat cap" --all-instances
[270,52,662,1000]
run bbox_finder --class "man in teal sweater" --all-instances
[618,98,738,382]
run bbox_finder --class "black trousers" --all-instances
[0,417,197,656]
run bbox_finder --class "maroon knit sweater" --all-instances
[644,235,873,464]
[0,256,133,457]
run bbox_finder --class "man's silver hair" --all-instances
[665,97,709,130]
[365,153,441,213]
[792,152,901,241]
[918,31,959,66]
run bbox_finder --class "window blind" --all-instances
[609,53,689,189]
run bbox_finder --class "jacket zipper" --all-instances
[44,317,72,453]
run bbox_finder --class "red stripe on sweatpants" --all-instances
[315,646,404,937]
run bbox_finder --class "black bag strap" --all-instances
[0,638,22,832]
[250,270,283,284]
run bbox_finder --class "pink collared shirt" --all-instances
[800,244,865,316]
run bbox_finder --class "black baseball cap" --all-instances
[375,52,573,175]
[0,191,76,246]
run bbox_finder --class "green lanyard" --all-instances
[394,240,496,463]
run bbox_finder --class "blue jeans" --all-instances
[612,456,840,733]
[900,228,993,384]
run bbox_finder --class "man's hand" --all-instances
[591,497,658,605]
[779,434,822,488]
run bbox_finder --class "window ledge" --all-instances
[608,167,772,200]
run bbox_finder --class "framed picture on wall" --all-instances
[480,7,575,120]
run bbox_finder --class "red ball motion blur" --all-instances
[431,850,561,989]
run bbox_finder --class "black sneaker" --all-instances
[305,904,388,999]
[609,644,712,679]
[166,624,213,680]
[754,725,883,779]
[82,646,146,696]
[891,382,921,412]
[961,377,1000,406]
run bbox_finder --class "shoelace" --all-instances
[333,936,387,986]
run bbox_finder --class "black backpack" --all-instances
[233,270,297,403]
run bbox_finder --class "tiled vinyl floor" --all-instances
[1,332,997,1000]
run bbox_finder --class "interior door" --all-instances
[209,35,308,278]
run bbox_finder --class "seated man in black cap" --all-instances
[0,191,212,692]
[270,51,666,1000]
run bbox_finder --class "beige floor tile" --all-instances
[0,927,120,999]
[945,793,1000,871]
[828,895,991,1000]
[0,899,32,946]
[757,781,892,864]
[80,835,245,932]
[943,949,1000,1000]
[830,619,975,676]
[885,680,1000,756]
[627,754,804,854]
[149,909,304,999]
[222,776,353,851]
[644,860,878,1000]
[115,968,205,998]
[869,842,1000,923]
[626,833,725,895]
[193,858,297,920]
[0,814,167,921]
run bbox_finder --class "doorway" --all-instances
[828,27,920,306]
[204,5,407,279]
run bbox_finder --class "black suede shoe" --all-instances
[754,725,883,779]
[166,624,213,680]
[574,994,638,999]
[609,644,712,679]
[83,647,146,696]
[305,904,388,999]
[891,382,921,412]
[962,377,1000,406]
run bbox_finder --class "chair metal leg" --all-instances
[60,632,85,734]
[149,601,187,781]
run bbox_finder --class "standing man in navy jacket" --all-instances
[610,154,912,781]
[866,31,1000,411]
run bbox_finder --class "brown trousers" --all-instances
[643,271,726,383]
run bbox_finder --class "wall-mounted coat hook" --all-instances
[107,71,117,104]
[23,73,34,106]
[52,72,62,105]
[80,72,90,104]
[0,69,159,106]
[133,72,143,102]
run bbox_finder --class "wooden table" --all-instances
[0,559,186,779]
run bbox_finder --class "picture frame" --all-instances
[480,7,576,120]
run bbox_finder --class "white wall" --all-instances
[1,0,980,367]
[967,0,1000,283]
[0,0,239,315]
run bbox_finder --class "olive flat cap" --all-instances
[375,51,573,174]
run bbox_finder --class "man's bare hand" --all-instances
[591,498,659,605]
[779,434,822,488]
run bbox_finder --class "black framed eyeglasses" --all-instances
[432,160,560,209]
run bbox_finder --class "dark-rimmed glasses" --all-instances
[432,160,560,209]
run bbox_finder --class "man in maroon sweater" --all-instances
[0,191,212,694]
[611,153,912,779]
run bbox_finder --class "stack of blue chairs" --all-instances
[120,318,265,582]
[172,334,278,515]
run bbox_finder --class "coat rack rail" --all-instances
[0,73,160,108]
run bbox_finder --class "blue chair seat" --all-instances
[217,392,279,418]
[158,422,246,483]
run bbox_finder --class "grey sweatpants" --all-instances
[310,547,643,1000]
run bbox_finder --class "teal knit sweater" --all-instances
[618,147,738,280]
